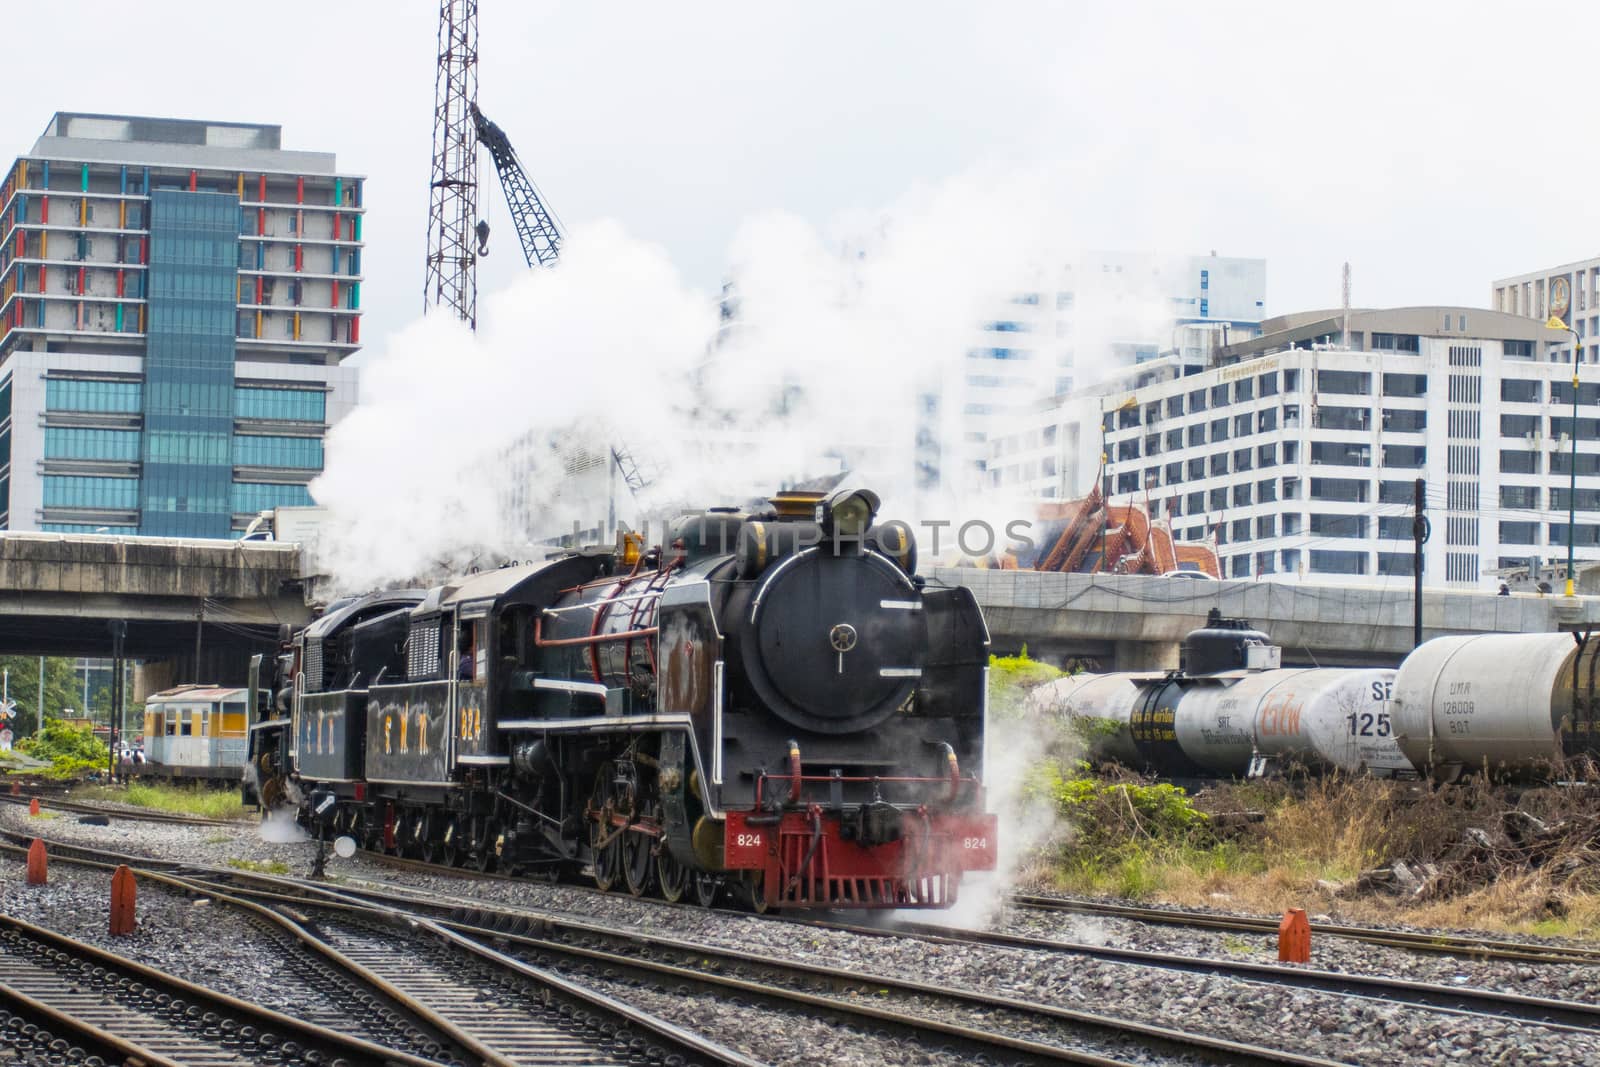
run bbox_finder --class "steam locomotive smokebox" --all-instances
[1181,609,1278,675]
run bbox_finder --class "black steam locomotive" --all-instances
[247,486,996,910]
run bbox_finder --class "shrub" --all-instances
[1029,758,1208,852]
[988,647,1065,720]
[17,720,108,778]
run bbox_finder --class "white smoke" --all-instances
[312,165,1180,590]
[923,701,1074,929]
[257,805,310,844]
[311,220,713,589]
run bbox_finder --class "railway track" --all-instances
[362,835,1600,972]
[0,908,441,1067]
[361,847,1600,987]
[0,791,240,828]
[186,870,1340,1067]
[14,823,1600,1062]
[1009,892,1600,967]
[0,837,763,1067]
[2,832,1339,1066]
[254,845,1600,1035]
[326,854,1600,1037]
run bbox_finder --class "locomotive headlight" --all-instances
[833,496,871,536]
[822,489,880,540]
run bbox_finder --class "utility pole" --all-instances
[36,657,43,738]
[1412,477,1426,648]
[193,602,205,684]
[107,620,126,783]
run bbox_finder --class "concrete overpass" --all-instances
[929,567,1600,669]
[0,533,311,680]
[1,529,1596,682]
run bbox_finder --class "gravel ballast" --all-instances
[7,803,1600,1065]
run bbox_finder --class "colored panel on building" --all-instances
[139,189,239,537]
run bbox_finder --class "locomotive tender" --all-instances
[248,487,997,910]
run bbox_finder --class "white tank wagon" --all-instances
[1174,668,1409,777]
[1026,611,1411,778]
[1390,632,1600,777]
[1029,668,1408,777]
[1026,673,1144,766]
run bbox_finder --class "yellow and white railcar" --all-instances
[140,685,249,782]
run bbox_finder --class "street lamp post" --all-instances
[1549,315,1582,596]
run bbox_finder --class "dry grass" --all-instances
[1038,773,1600,939]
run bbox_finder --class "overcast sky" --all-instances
[4,1,1593,350]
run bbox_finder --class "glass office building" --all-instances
[0,113,362,536]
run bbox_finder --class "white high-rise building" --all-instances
[939,253,1265,496]
[1494,257,1600,356]
[988,306,1578,588]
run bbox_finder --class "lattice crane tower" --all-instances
[423,0,481,327]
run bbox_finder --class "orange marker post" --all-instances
[109,865,136,936]
[27,797,39,816]
[8,781,18,795]
[1278,907,1311,963]
[25,839,46,885]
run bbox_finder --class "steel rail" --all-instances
[1010,893,1600,966]
[161,874,763,1067]
[360,842,1600,969]
[358,847,1600,1009]
[0,791,240,827]
[15,824,1600,1058]
[289,858,1600,1039]
[0,909,445,1067]
[185,869,1352,1067]
[237,842,1600,1038]
[1,838,745,1067]
[0,979,188,1067]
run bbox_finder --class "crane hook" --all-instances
[475,219,490,256]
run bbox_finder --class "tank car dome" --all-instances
[1181,609,1274,675]
[738,549,923,735]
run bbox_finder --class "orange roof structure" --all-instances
[981,483,1221,577]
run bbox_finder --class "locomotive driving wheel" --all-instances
[419,810,443,864]
[657,841,690,903]
[399,809,425,859]
[622,799,659,897]
[692,871,721,908]
[468,815,498,873]
[440,816,465,867]
[743,871,773,914]
[588,764,625,892]
[348,807,370,851]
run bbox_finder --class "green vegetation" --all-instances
[16,719,109,778]
[987,648,1064,722]
[0,657,99,737]
[78,782,249,822]
[982,651,1600,936]
[227,858,290,875]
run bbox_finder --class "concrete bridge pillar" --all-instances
[1112,639,1179,672]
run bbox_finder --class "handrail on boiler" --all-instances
[533,615,657,648]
